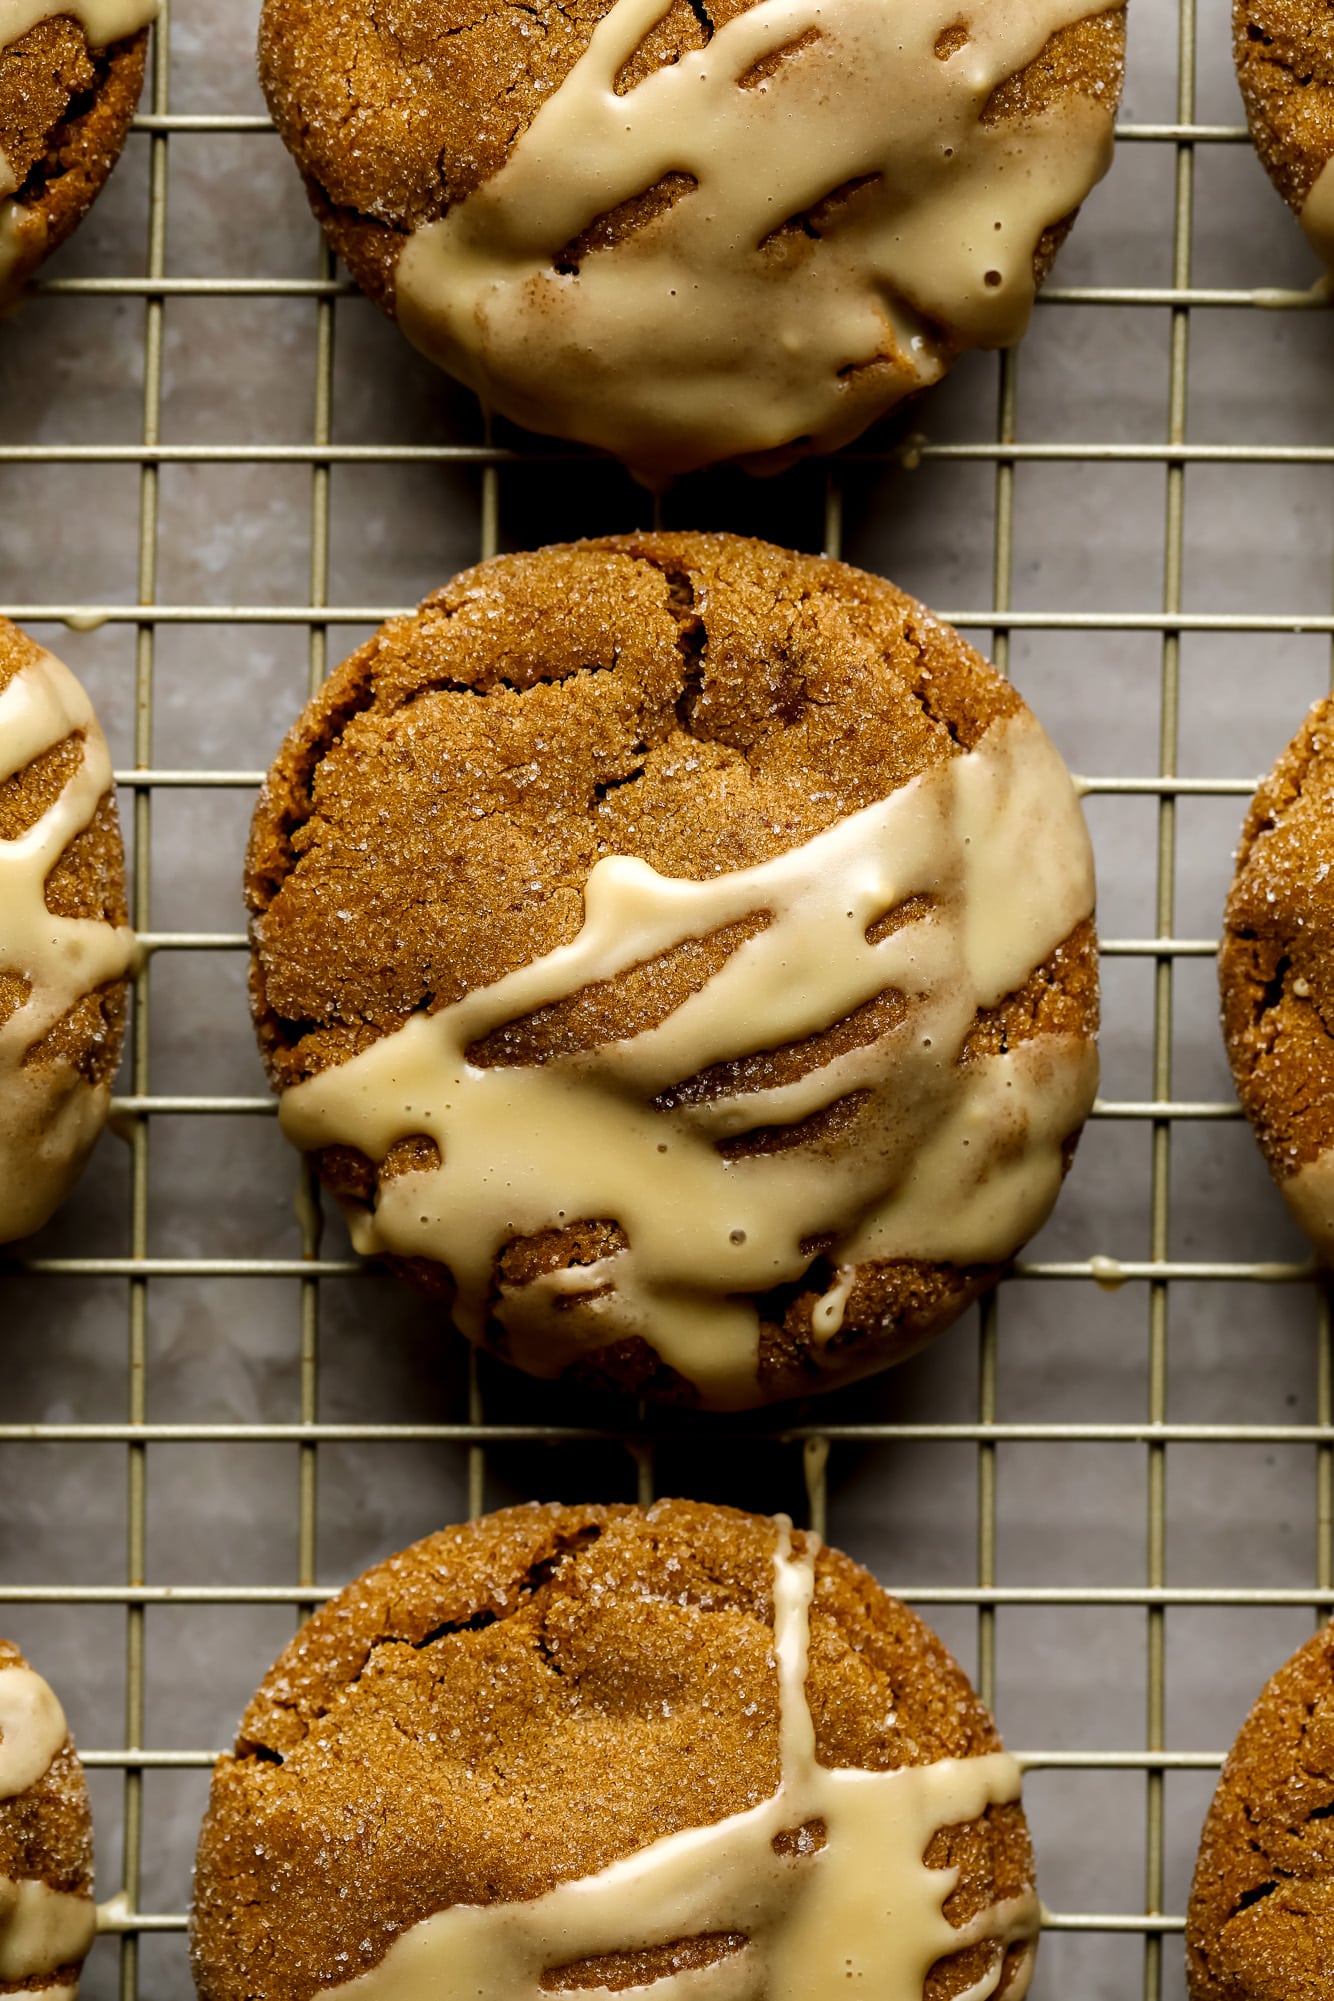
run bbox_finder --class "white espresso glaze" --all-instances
[396,0,1117,477]
[0,1662,93,1993]
[1301,158,1334,272]
[321,1520,1037,2001]
[1279,1150,1334,1265]
[0,1664,66,1799]
[0,1879,96,1985]
[0,0,158,288]
[280,709,1098,1408]
[0,645,136,1244]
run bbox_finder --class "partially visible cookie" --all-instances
[192,1499,1038,2001]
[0,620,134,1243]
[1219,695,1334,1261]
[0,1642,96,1999]
[0,2,157,302]
[1234,0,1334,269]
[1187,1622,1334,1999]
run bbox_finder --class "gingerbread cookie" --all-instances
[0,1642,96,2000]
[0,1,157,301]
[192,1500,1038,2001]
[258,0,1124,479]
[1187,1620,1334,1998]
[1234,0,1334,270]
[1219,694,1334,1262]
[0,620,134,1243]
[247,533,1099,1410]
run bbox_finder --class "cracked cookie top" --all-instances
[1187,1620,1334,2000]
[1234,0,1334,269]
[190,1500,1037,2001]
[0,3,156,299]
[246,533,1098,1409]
[257,0,1124,476]
[1219,695,1334,1262]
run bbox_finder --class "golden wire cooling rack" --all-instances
[3,0,1334,1995]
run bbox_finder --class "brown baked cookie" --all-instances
[0,3,156,302]
[191,1500,1038,2001]
[1187,1621,1334,2000]
[1219,695,1334,1263]
[0,618,133,1243]
[258,0,1124,478]
[1234,0,1334,269]
[247,532,1099,1411]
[0,1640,96,1999]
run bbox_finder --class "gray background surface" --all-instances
[2,0,1332,1994]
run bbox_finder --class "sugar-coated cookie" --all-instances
[0,2,157,300]
[1219,694,1334,1262]
[1188,1620,1334,1998]
[248,533,1099,1410]
[0,620,133,1243]
[0,1641,96,2000]
[192,1500,1038,2001]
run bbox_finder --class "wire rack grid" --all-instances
[3,0,1334,1996]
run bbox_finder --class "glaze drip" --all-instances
[0,1663,66,1799]
[1276,1150,1334,1265]
[1301,159,1334,273]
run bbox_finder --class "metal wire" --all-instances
[1,0,1329,1991]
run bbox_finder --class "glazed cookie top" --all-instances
[249,533,1098,1410]
[1219,695,1334,1260]
[1234,0,1334,268]
[260,0,1124,477]
[192,1500,1037,2001]
[0,621,134,1244]
[0,1,157,294]
[1187,1621,1334,2000]
[0,1641,97,1998]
